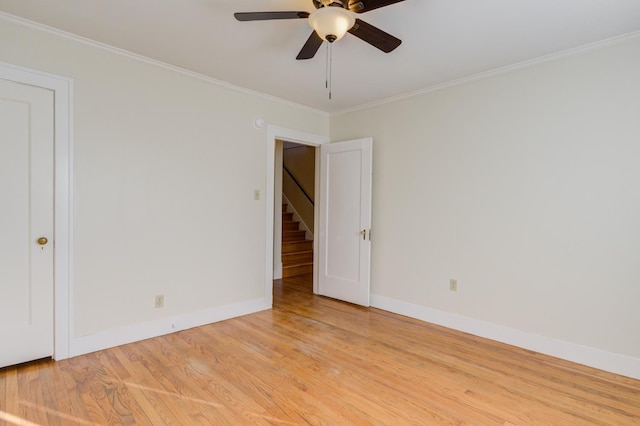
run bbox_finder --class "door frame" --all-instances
[0,62,73,360]
[265,126,329,305]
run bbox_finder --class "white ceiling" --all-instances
[2,0,640,113]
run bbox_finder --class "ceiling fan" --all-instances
[234,0,404,60]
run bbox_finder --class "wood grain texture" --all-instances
[1,274,639,425]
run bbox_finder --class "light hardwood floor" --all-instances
[1,274,639,425]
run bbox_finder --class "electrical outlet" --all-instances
[155,295,164,308]
[449,279,458,292]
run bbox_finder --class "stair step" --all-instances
[282,212,294,222]
[282,230,306,242]
[282,250,313,266]
[283,240,313,253]
[281,202,313,278]
[282,263,313,278]
[283,221,300,231]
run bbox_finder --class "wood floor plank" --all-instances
[1,273,639,424]
[37,360,86,425]
[19,363,48,425]
[0,366,5,416]
[1,368,19,426]
[167,329,269,423]
[234,313,463,423]
[110,343,211,424]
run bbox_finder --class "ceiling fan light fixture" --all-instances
[308,6,356,42]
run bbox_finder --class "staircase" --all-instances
[282,203,313,278]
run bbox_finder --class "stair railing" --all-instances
[283,165,314,206]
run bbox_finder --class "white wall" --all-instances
[331,37,640,373]
[0,17,328,349]
[3,13,639,377]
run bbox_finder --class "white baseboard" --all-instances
[371,294,640,380]
[69,298,270,358]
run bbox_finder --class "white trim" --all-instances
[371,294,640,380]
[273,140,283,280]
[0,62,74,361]
[266,126,329,305]
[69,298,269,357]
[0,12,329,118]
[332,30,640,116]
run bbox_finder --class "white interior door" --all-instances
[318,138,372,306]
[0,78,54,368]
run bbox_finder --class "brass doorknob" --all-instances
[37,237,48,245]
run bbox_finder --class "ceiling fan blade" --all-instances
[296,31,324,60]
[234,11,309,21]
[348,19,401,53]
[348,0,405,13]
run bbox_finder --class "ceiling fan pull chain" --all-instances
[325,43,329,90]
[328,42,333,100]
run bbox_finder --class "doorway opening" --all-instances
[279,141,316,280]
[264,126,329,307]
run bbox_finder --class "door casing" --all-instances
[266,126,329,304]
[0,62,73,360]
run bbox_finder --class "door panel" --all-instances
[318,138,372,306]
[0,78,54,368]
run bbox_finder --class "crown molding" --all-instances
[333,30,640,116]
[0,12,329,118]
[3,11,638,120]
